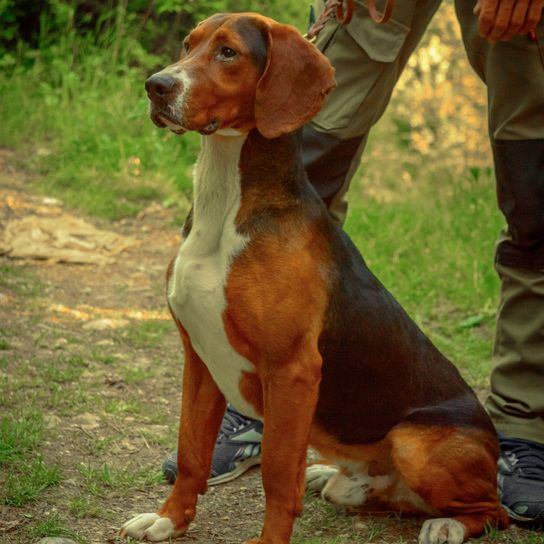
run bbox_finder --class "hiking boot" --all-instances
[498,435,544,525]
[162,405,263,486]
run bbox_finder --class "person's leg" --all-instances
[456,0,544,524]
[304,0,442,223]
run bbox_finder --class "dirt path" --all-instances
[0,150,539,544]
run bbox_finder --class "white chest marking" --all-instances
[168,134,260,419]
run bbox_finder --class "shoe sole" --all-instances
[502,504,544,526]
[208,455,262,486]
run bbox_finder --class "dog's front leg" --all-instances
[121,328,226,541]
[248,344,322,544]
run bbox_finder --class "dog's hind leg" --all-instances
[389,424,509,544]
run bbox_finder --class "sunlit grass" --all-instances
[0,32,197,220]
[344,138,502,386]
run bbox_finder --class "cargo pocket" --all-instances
[346,1,412,62]
[311,1,412,133]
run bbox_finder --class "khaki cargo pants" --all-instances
[303,0,544,442]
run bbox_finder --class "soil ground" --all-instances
[0,149,542,544]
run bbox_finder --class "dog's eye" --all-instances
[218,46,237,60]
[183,41,190,53]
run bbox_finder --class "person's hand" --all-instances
[473,0,544,42]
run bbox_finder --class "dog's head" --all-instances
[145,13,336,138]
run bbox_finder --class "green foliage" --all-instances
[0,411,62,506]
[0,28,195,218]
[0,411,43,464]
[1,0,307,62]
[2,456,62,506]
[117,320,173,348]
[77,462,162,496]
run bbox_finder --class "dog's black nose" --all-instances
[145,74,177,97]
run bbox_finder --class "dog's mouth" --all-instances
[150,106,221,136]
[149,108,187,135]
[158,114,187,135]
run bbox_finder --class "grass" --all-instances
[117,320,173,349]
[77,462,162,496]
[91,350,118,365]
[25,513,87,543]
[0,30,198,220]
[44,354,88,383]
[69,495,107,519]
[0,263,44,298]
[0,410,43,464]
[0,413,62,507]
[2,457,62,506]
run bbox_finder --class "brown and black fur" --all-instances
[124,13,508,544]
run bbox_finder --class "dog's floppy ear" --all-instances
[255,22,336,139]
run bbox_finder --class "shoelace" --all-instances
[217,405,254,439]
[501,438,544,481]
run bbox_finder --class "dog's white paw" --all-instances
[305,464,339,493]
[418,518,466,544]
[120,512,184,541]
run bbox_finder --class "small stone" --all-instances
[72,412,100,430]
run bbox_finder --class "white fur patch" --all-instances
[305,464,339,493]
[418,518,466,544]
[152,67,191,129]
[168,134,261,420]
[120,513,184,541]
[321,468,392,507]
[173,70,192,117]
[307,461,434,515]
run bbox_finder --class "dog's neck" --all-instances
[191,133,247,249]
[190,129,316,240]
[239,129,306,194]
[233,129,320,230]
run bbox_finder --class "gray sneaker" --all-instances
[162,405,263,486]
[498,435,544,526]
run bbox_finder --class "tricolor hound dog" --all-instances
[121,12,508,544]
